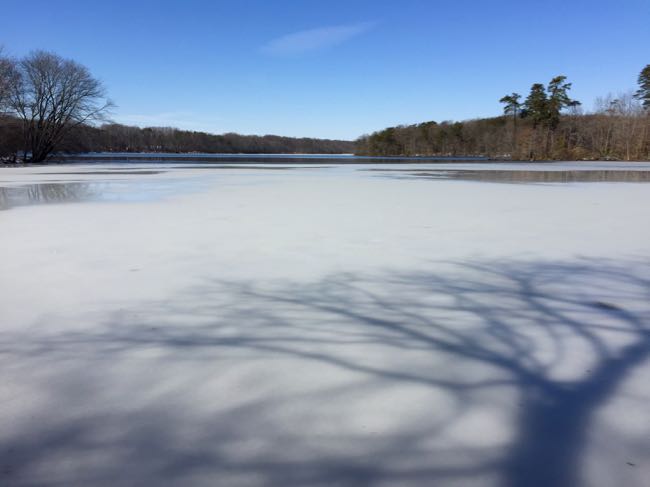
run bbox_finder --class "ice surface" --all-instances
[1,161,649,486]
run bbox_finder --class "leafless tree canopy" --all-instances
[8,50,112,162]
[0,49,17,111]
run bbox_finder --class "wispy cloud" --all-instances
[261,21,375,56]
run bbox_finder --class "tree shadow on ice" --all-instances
[0,259,649,486]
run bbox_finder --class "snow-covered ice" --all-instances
[1,161,649,486]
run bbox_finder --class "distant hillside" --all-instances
[0,118,355,159]
[83,124,356,154]
[355,114,650,161]
[356,70,650,161]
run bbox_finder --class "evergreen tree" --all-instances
[635,64,650,110]
[522,77,580,131]
[546,76,580,129]
[523,84,549,128]
[499,93,522,120]
[499,92,522,152]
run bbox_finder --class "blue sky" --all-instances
[2,0,649,140]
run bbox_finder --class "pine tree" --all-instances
[523,84,549,128]
[635,64,650,110]
[499,92,522,152]
[546,76,580,130]
[499,93,522,119]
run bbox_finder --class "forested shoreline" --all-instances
[355,111,650,161]
[0,117,354,160]
[357,70,650,161]
[1,48,649,162]
[0,50,352,163]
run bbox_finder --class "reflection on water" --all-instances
[3,165,650,211]
[0,180,196,210]
[0,183,99,210]
[169,165,331,170]
[58,154,488,164]
[35,170,165,176]
[374,169,650,183]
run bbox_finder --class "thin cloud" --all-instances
[261,21,375,56]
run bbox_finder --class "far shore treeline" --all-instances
[357,69,650,161]
[0,49,353,162]
[0,121,355,157]
[0,48,649,162]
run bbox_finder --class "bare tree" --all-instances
[8,50,113,162]
[0,49,20,161]
[0,48,17,112]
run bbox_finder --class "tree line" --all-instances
[0,49,353,163]
[2,47,649,162]
[0,121,354,158]
[357,67,650,160]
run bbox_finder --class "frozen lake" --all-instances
[1,160,650,486]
